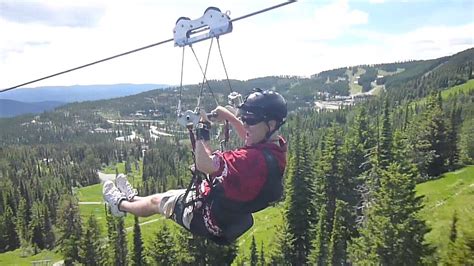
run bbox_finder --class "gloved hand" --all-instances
[195,121,211,141]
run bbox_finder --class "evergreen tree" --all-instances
[42,206,55,250]
[409,92,450,178]
[105,209,117,265]
[173,227,194,265]
[449,211,458,242]
[148,223,176,265]
[249,235,258,266]
[259,241,265,266]
[132,215,146,266]
[29,201,45,252]
[450,229,474,265]
[283,127,316,264]
[210,241,238,265]
[459,117,474,164]
[57,195,82,266]
[348,164,430,265]
[326,200,349,266]
[1,205,19,251]
[270,217,293,265]
[443,211,459,264]
[0,212,5,252]
[308,205,328,265]
[342,106,373,237]
[378,99,393,169]
[446,100,462,169]
[16,197,31,254]
[114,217,128,266]
[79,214,104,266]
[392,130,418,178]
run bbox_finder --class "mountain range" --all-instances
[0,99,65,118]
[0,83,168,102]
[0,83,168,117]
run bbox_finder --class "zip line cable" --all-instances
[1,0,296,94]
[1,38,173,93]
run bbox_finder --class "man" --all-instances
[103,89,287,244]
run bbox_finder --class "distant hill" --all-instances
[0,83,169,103]
[0,99,65,117]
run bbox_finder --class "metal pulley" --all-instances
[173,7,233,47]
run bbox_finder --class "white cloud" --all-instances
[309,0,368,41]
[0,0,472,90]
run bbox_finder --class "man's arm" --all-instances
[212,106,246,141]
[195,139,218,174]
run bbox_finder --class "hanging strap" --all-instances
[217,37,233,94]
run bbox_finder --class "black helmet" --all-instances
[239,88,287,123]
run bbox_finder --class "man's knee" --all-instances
[150,195,161,206]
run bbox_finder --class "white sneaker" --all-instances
[103,181,126,217]
[115,174,138,201]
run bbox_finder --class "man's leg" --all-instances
[119,194,164,217]
[119,189,186,218]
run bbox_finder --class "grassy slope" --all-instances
[416,165,474,258]
[415,79,474,106]
[0,250,62,266]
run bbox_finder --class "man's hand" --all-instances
[195,121,211,141]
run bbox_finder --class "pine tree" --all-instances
[16,197,31,254]
[249,235,258,266]
[132,215,145,266]
[450,229,474,265]
[308,204,328,265]
[79,214,104,266]
[29,201,45,252]
[209,241,238,265]
[409,92,450,178]
[114,217,128,266]
[326,200,349,266]
[270,216,293,265]
[459,117,474,164]
[449,211,458,242]
[2,204,19,251]
[443,211,459,264]
[148,223,176,265]
[342,106,373,237]
[378,99,393,169]
[105,209,117,265]
[42,206,55,250]
[392,129,418,178]
[283,131,315,264]
[446,100,462,169]
[348,164,430,264]
[57,195,82,266]
[259,241,265,266]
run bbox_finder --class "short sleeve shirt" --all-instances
[209,136,287,202]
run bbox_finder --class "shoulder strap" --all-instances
[260,148,283,204]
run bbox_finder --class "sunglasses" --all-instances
[240,115,264,126]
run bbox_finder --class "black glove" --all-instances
[195,121,211,141]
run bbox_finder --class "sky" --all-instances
[0,0,473,90]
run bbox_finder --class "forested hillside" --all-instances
[0,48,473,265]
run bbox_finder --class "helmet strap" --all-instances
[262,120,284,143]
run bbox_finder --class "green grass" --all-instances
[416,165,474,257]
[346,68,365,94]
[234,204,283,261]
[441,79,474,98]
[414,79,474,106]
[0,249,62,266]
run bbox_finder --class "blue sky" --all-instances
[0,0,472,89]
